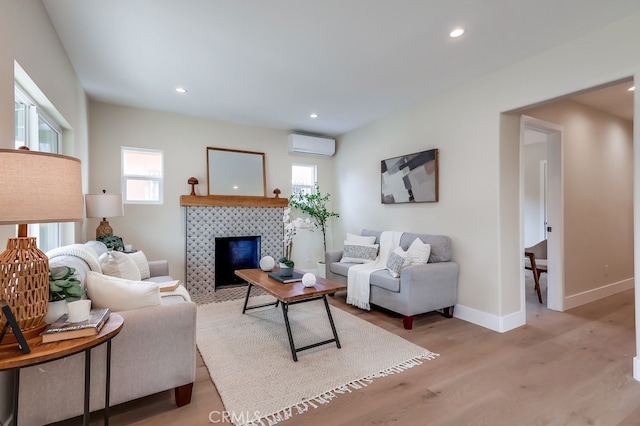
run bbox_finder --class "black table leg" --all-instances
[12,368,19,426]
[84,348,91,426]
[105,339,112,425]
[242,283,253,314]
[281,302,298,362]
[323,295,341,349]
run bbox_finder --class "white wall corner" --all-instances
[454,303,525,333]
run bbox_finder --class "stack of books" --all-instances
[40,308,111,343]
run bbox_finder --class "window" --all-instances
[14,84,62,252]
[121,147,164,204]
[292,164,317,195]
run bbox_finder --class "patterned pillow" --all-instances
[340,241,379,263]
[386,247,409,278]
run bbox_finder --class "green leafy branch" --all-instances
[288,184,339,252]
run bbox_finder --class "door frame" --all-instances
[520,115,564,311]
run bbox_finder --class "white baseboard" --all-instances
[454,303,525,333]
[563,278,634,310]
[633,357,640,382]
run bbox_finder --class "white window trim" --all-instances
[121,146,164,205]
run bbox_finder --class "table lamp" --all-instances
[0,148,84,341]
[85,190,124,238]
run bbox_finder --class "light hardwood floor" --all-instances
[62,278,640,426]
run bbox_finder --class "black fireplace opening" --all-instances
[215,236,261,288]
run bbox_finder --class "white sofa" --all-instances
[326,229,459,329]
[9,241,197,425]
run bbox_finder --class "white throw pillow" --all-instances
[406,238,431,265]
[386,246,410,278]
[99,251,142,281]
[127,251,151,280]
[86,271,161,312]
[345,233,377,245]
[340,241,379,263]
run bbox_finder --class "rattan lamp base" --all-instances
[0,237,49,341]
[96,219,114,239]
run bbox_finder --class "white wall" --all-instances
[88,101,336,282]
[334,12,640,330]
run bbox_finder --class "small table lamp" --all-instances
[85,190,124,238]
[0,149,84,340]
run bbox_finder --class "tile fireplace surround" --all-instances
[184,205,284,295]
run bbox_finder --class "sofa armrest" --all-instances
[325,249,343,265]
[17,301,197,425]
[148,259,169,277]
[401,262,459,309]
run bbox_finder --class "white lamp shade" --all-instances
[0,149,84,224]
[85,193,124,219]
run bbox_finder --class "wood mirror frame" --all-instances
[207,147,266,197]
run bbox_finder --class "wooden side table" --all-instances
[0,313,124,425]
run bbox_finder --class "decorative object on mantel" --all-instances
[0,148,84,342]
[273,188,281,198]
[301,273,317,288]
[278,208,312,276]
[188,177,199,196]
[259,256,276,272]
[85,189,124,238]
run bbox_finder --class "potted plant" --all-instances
[289,184,339,277]
[45,266,85,323]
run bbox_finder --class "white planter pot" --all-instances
[317,261,326,278]
[44,300,68,324]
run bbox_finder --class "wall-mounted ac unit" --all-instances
[288,134,335,156]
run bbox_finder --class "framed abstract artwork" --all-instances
[381,148,439,204]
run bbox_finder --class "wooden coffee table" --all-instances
[235,268,347,361]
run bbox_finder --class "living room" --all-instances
[2,1,640,424]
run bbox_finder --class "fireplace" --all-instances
[214,236,261,288]
[184,205,284,294]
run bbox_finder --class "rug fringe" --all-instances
[242,351,438,426]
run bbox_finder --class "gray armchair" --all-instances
[524,239,547,303]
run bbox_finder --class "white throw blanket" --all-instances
[46,244,102,273]
[346,231,403,310]
[161,285,192,302]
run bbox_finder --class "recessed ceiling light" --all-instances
[628,86,635,92]
[175,87,187,94]
[450,28,465,38]
[310,113,318,119]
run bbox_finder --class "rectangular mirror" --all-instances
[207,147,266,197]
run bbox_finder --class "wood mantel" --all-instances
[180,195,288,207]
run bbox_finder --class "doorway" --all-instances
[521,115,564,311]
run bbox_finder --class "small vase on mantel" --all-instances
[279,262,294,277]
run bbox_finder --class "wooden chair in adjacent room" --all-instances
[524,239,547,304]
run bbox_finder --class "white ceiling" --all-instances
[42,0,639,137]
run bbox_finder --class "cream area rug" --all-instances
[196,295,439,426]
